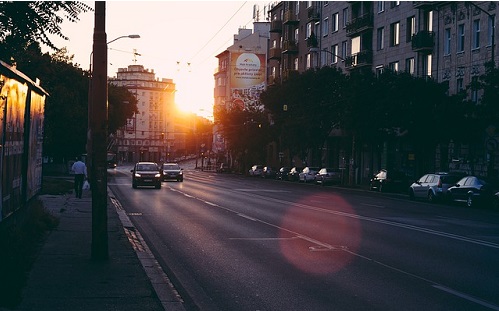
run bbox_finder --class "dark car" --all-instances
[288,167,303,182]
[276,167,291,180]
[262,166,277,179]
[315,168,342,185]
[131,162,161,189]
[409,172,466,202]
[248,164,264,177]
[447,175,499,208]
[162,163,183,182]
[370,169,410,193]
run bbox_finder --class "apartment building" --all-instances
[109,64,176,163]
[213,22,270,156]
[266,1,498,180]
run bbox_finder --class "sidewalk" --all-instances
[16,187,186,311]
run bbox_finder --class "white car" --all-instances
[299,167,320,183]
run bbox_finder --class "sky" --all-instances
[44,1,270,120]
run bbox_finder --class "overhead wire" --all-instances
[187,1,248,65]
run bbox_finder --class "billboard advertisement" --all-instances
[230,52,266,110]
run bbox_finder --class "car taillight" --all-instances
[437,179,442,188]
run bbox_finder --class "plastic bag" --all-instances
[83,180,90,190]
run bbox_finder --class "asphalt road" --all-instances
[108,162,499,311]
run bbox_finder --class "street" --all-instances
[108,162,499,311]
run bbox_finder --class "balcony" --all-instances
[345,50,373,69]
[283,10,299,25]
[282,69,299,80]
[270,19,283,33]
[307,7,320,22]
[412,31,435,53]
[346,14,373,37]
[282,40,298,54]
[269,47,282,60]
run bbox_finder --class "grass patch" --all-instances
[0,179,63,308]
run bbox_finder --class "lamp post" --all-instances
[88,2,140,260]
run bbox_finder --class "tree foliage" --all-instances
[0,1,92,51]
[108,84,138,135]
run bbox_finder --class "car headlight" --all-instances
[134,173,141,177]
[155,173,161,178]
[179,171,183,175]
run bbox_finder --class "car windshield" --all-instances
[137,164,158,171]
[163,164,180,170]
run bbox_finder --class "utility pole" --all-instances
[89,1,108,260]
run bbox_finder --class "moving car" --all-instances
[315,168,342,185]
[248,165,264,177]
[162,162,183,182]
[131,162,161,189]
[299,167,320,183]
[409,172,465,202]
[370,169,410,193]
[447,175,499,208]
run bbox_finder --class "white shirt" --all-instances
[72,161,87,176]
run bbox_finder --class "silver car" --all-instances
[299,167,320,183]
[409,172,465,202]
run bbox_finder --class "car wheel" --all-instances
[467,194,474,208]
[378,183,383,192]
[427,191,435,202]
[155,184,161,189]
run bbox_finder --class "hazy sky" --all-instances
[45,1,269,119]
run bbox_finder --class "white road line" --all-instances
[433,285,499,310]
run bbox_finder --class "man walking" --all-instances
[71,157,87,199]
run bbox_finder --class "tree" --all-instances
[108,84,138,135]
[0,1,92,52]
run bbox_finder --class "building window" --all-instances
[391,1,400,8]
[332,12,339,32]
[342,8,348,28]
[306,54,312,69]
[331,44,339,64]
[456,78,464,93]
[294,58,299,70]
[406,16,415,42]
[405,57,415,75]
[389,61,399,72]
[295,28,299,42]
[306,23,312,39]
[377,27,384,50]
[341,40,347,59]
[457,24,465,53]
[377,1,384,13]
[390,22,400,46]
[472,19,480,50]
[425,54,432,77]
[323,17,329,36]
[444,28,451,55]
[471,77,479,102]
[376,65,384,76]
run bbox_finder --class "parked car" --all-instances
[299,167,320,183]
[447,175,499,208]
[276,167,291,180]
[262,166,277,179]
[370,169,410,193]
[131,162,161,189]
[315,168,342,185]
[288,167,303,182]
[162,162,183,182]
[409,172,466,202]
[248,165,264,177]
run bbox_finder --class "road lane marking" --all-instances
[433,285,499,310]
